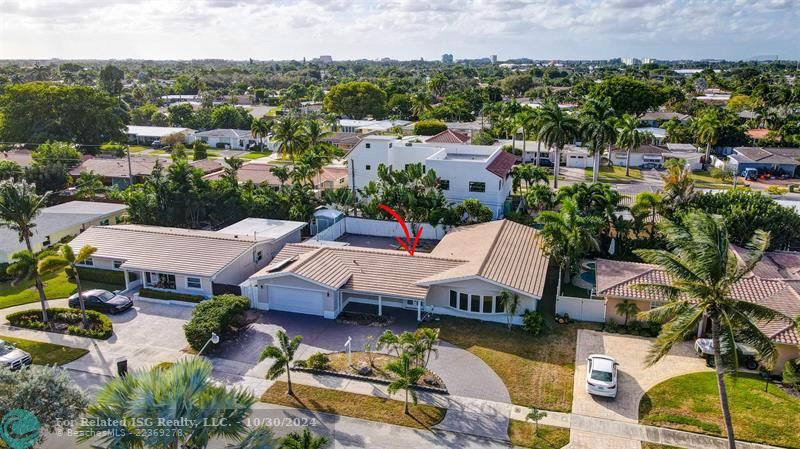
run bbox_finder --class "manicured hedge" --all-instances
[7,308,113,339]
[73,267,126,286]
[139,288,206,303]
[413,119,447,136]
[184,294,250,351]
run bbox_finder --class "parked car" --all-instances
[0,339,33,371]
[586,354,618,398]
[536,158,554,167]
[741,168,758,181]
[693,338,759,370]
[68,289,133,314]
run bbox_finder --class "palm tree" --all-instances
[280,429,329,449]
[270,165,291,187]
[223,156,245,186]
[38,244,97,328]
[580,98,617,183]
[515,109,538,163]
[74,171,105,199]
[410,92,432,119]
[615,299,639,327]
[537,102,580,188]
[226,426,277,449]
[661,163,696,209]
[634,212,790,449]
[525,184,554,215]
[499,290,520,330]
[630,191,662,240]
[537,197,602,287]
[250,118,271,151]
[322,187,356,215]
[0,180,51,323]
[385,353,426,415]
[272,115,306,160]
[695,109,722,170]
[79,358,256,449]
[616,114,644,177]
[415,327,440,368]
[260,330,303,396]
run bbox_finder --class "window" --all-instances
[449,290,503,314]
[187,277,202,289]
[365,143,371,149]
[42,236,51,247]
[255,250,263,262]
[483,295,494,313]
[366,164,371,171]
[469,182,486,193]
[113,260,123,269]
[440,179,450,190]
[145,272,176,290]
[450,290,458,308]
[389,143,393,148]
[83,258,94,266]
[100,219,110,226]
[459,293,469,311]
[496,296,506,313]
[470,295,481,312]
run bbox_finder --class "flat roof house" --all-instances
[0,201,127,262]
[595,255,800,373]
[127,125,194,145]
[242,220,549,323]
[68,218,306,298]
[189,129,256,150]
[346,136,516,218]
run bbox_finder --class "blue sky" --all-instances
[0,0,798,61]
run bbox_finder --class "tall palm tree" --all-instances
[0,180,51,323]
[537,197,602,286]
[74,171,105,200]
[280,429,329,449]
[580,98,617,183]
[272,115,306,161]
[661,163,696,209]
[38,244,97,328]
[79,358,256,449]
[250,118,271,151]
[226,427,276,449]
[630,191,663,240]
[322,187,356,215]
[260,330,303,396]
[695,109,722,170]
[410,92,432,119]
[634,212,790,449]
[270,165,290,187]
[537,102,580,188]
[385,353,425,415]
[517,108,541,164]
[616,114,644,177]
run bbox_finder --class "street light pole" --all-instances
[197,332,220,357]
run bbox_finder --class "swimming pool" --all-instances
[579,270,596,285]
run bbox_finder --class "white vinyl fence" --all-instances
[314,216,447,241]
[311,219,346,242]
[556,296,606,323]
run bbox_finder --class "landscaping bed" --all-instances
[600,320,661,338]
[261,381,446,430]
[294,351,447,393]
[639,372,800,448]
[508,419,570,449]
[0,335,88,365]
[138,288,206,303]
[422,316,595,412]
[335,311,393,327]
[6,308,113,339]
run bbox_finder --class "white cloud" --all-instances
[0,0,797,60]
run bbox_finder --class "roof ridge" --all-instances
[597,266,659,294]
[293,242,469,263]
[105,225,256,243]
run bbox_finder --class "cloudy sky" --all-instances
[1,0,798,61]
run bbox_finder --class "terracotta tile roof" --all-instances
[425,129,470,144]
[731,245,800,280]
[596,259,800,345]
[189,159,224,175]
[746,128,771,140]
[485,151,518,178]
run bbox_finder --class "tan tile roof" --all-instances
[421,220,550,297]
[69,225,257,278]
[69,156,171,178]
[731,245,800,280]
[1,150,33,167]
[205,163,346,189]
[255,243,465,299]
[596,259,800,345]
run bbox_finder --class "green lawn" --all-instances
[508,420,570,449]
[148,149,168,155]
[0,335,88,365]
[584,166,643,183]
[240,151,272,160]
[0,271,124,309]
[691,170,733,190]
[640,372,800,448]
[127,145,149,153]
[262,381,446,429]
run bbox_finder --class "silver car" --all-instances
[0,339,33,371]
[586,354,618,398]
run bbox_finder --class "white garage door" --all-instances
[268,286,325,316]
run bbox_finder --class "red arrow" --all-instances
[378,204,423,256]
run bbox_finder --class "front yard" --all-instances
[639,372,800,448]
[240,151,272,159]
[261,381,446,429]
[422,316,593,412]
[0,335,88,365]
[508,420,570,449]
[584,166,643,183]
[0,271,124,309]
[691,170,733,190]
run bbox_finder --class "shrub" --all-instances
[766,186,788,196]
[413,119,447,136]
[521,310,546,336]
[215,142,228,149]
[7,308,113,339]
[69,267,126,286]
[709,167,732,182]
[501,144,522,156]
[183,294,250,351]
[139,288,205,303]
[783,359,800,392]
[471,130,495,145]
[306,352,330,370]
[0,262,11,282]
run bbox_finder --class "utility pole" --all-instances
[126,144,133,187]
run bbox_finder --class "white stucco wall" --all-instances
[425,278,538,325]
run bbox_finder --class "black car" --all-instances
[535,158,555,167]
[68,289,134,314]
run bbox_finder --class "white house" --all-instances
[127,126,194,145]
[338,119,413,134]
[0,201,128,262]
[189,129,257,150]
[68,218,306,298]
[609,144,668,168]
[664,143,703,170]
[241,220,550,323]
[346,136,516,218]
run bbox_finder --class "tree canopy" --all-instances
[323,81,387,119]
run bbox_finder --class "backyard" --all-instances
[639,372,800,448]
[584,166,642,183]
[0,335,88,365]
[0,271,124,309]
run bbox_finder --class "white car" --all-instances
[693,338,759,370]
[0,339,33,371]
[586,354,618,398]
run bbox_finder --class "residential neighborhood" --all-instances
[2,2,800,449]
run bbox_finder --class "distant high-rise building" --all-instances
[622,57,641,66]
[441,53,454,64]
[318,55,333,64]
[491,54,497,64]
[641,58,654,64]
